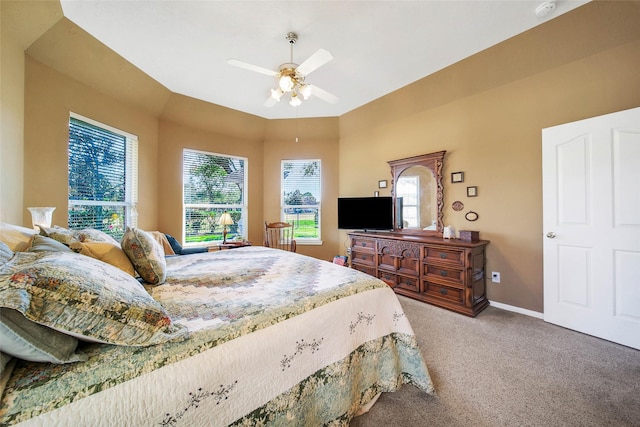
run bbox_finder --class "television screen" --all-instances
[337,197,394,230]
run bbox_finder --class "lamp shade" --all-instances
[300,85,312,100]
[28,207,55,230]
[289,94,302,107]
[279,75,294,92]
[218,213,234,226]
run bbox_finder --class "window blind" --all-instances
[183,149,247,245]
[281,160,321,241]
[68,115,138,239]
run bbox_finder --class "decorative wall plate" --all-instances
[452,201,464,211]
[465,211,479,221]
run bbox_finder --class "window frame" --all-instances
[182,148,248,247]
[67,112,138,239]
[281,159,322,245]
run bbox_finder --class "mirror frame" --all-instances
[388,151,446,236]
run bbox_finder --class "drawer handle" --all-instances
[440,270,448,277]
[440,252,447,259]
[439,288,448,295]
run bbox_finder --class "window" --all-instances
[183,149,247,245]
[68,113,138,239]
[281,160,321,243]
[397,175,420,228]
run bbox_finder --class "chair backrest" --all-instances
[264,221,296,252]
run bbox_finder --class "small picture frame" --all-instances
[451,172,464,183]
[378,180,388,189]
[467,186,478,197]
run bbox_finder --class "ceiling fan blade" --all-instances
[264,96,277,107]
[296,49,333,76]
[227,59,277,77]
[309,85,339,104]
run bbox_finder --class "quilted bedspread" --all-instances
[1,246,433,426]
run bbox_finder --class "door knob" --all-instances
[546,232,556,239]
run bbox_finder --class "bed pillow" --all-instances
[39,225,80,247]
[149,231,175,256]
[28,235,73,253]
[1,242,13,265]
[69,241,135,276]
[0,352,11,373]
[0,251,187,346]
[0,223,36,252]
[0,307,86,364]
[74,228,120,245]
[121,227,166,284]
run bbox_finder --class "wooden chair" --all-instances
[264,221,297,252]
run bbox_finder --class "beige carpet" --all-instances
[351,296,640,427]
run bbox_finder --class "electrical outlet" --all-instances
[491,272,501,283]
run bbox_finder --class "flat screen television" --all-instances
[337,197,394,230]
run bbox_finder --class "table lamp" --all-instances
[218,212,234,244]
[27,207,55,231]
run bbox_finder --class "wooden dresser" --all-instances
[348,231,489,317]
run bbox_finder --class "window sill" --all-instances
[296,240,323,246]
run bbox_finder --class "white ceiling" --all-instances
[59,0,589,120]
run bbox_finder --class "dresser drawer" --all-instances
[351,237,376,252]
[396,275,420,293]
[424,246,465,266]
[351,251,375,266]
[352,264,376,277]
[377,270,397,287]
[423,264,465,287]
[423,281,464,304]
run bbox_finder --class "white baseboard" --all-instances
[489,300,544,319]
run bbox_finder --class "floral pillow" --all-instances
[39,225,80,247]
[0,251,187,346]
[74,228,120,245]
[121,227,166,285]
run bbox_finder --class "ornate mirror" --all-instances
[388,151,445,235]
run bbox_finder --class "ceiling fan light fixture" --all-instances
[289,93,302,107]
[300,85,312,100]
[279,75,294,92]
[271,88,284,101]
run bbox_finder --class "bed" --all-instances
[0,224,434,426]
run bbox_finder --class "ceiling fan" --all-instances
[227,32,339,107]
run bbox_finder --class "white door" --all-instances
[542,106,640,350]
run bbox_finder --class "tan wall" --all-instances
[339,2,640,312]
[263,118,340,261]
[157,105,265,245]
[23,57,161,230]
[0,27,25,225]
[0,0,62,225]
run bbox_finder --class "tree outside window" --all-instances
[68,114,137,239]
[183,149,247,245]
[282,160,321,242]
